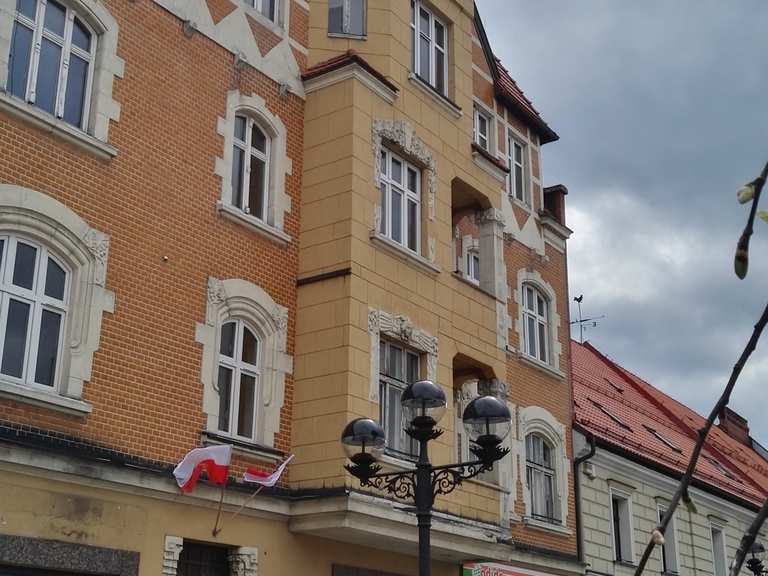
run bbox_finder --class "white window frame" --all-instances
[216,318,261,443]
[378,148,421,254]
[198,277,291,452]
[610,488,635,563]
[245,0,278,23]
[658,505,680,574]
[525,432,558,523]
[231,114,271,222]
[0,235,68,392]
[473,106,491,152]
[9,0,96,130]
[507,135,528,205]
[379,339,419,459]
[328,0,366,36]
[466,247,480,285]
[710,522,727,576]
[522,283,550,365]
[410,0,447,95]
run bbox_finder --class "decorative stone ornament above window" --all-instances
[0,184,114,415]
[0,0,123,143]
[196,277,291,452]
[215,90,293,243]
[367,308,437,403]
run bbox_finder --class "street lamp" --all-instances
[747,542,766,576]
[340,379,511,576]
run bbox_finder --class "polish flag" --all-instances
[173,445,232,493]
[243,454,294,487]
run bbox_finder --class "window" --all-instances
[177,542,230,576]
[380,340,419,458]
[466,248,480,285]
[644,425,682,453]
[522,284,549,364]
[658,506,679,574]
[508,137,528,205]
[590,399,632,431]
[526,433,557,522]
[711,524,727,576]
[378,149,421,253]
[705,455,739,481]
[216,319,260,442]
[198,277,291,450]
[410,1,447,94]
[455,380,498,484]
[8,0,96,130]
[611,491,634,563]
[245,0,277,23]
[474,106,491,151]
[328,0,366,36]
[230,114,270,222]
[0,235,67,390]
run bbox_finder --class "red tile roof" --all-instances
[302,50,399,94]
[572,341,768,508]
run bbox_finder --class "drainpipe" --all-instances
[574,432,596,564]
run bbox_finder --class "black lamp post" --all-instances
[747,542,766,576]
[340,379,511,576]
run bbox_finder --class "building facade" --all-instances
[0,0,575,575]
[572,341,768,576]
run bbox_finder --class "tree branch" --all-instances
[634,297,768,576]
[730,496,768,576]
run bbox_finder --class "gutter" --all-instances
[573,432,596,564]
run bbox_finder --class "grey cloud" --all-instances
[478,0,768,440]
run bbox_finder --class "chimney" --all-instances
[718,407,750,445]
[543,184,568,227]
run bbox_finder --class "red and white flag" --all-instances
[243,454,294,487]
[173,445,232,493]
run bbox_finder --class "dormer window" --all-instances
[644,425,682,453]
[590,399,631,431]
[8,0,96,130]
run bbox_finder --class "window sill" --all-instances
[370,231,440,275]
[0,379,91,416]
[452,272,496,300]
[471,143,509,182]
[613,561,637,568]
[509,195,533,215]
[518,352,566,381]
[0,93,117,160]
[202,431,285,463]
[217,202,291,245]
[407,73,462,119]
[380,451,417,471]
[522,515,571,535]
[327,32,367,40]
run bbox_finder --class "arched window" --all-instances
[0,234,68,389]
[8,0,96,129]
[522,284,549,364]
[216,319,260,442]
[231,114,271,222]
[525,432,557,522]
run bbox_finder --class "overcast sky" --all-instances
[479,1,768,443]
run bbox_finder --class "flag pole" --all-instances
[230,485,265,521]
[212,482,227,537]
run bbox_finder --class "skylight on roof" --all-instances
[590,399,631,431]
[643,425,682,454]
[604,377,624,393]
[704,455,739,482]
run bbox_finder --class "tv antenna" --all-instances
[570,294,604,343]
